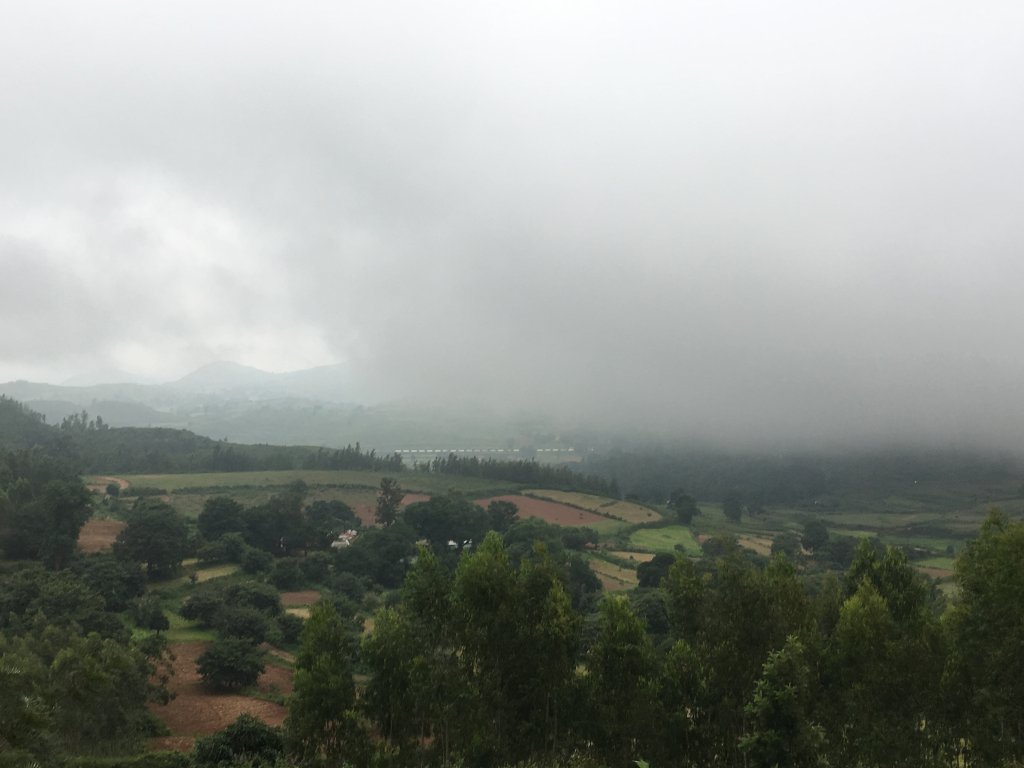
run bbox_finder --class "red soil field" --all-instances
[475,495,607,527]
[279,590,321,606]
[77,518,127,554]
[148,641,292,752]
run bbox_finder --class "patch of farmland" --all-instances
[918,566,954,580]
[587,557,639,591]
[159,564,241,591]
[163,612,216,644]
[120,469,512,496]
[737,535,773,557]
[475,495,609,527]
[916,556,956,570]
[148,641,290,752]
[280,590,321,607]
[608,550,657,564]
[84,475,130,494]
[524,489,661,524]
[77,518,126,554]
[629,526,701,556]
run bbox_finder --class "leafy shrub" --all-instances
[277,612,306,645]
[215,605,273,644]
[196,638,265,691]
[241,546,274,574]
[192,714,283,766]
[270,558,303,590]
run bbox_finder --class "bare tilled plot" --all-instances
[279,590,322,606]
[77,518,127,553]
[475,495,608,526]
[281,590,320,619]
[148,641,291,752]
[524,489,660,523]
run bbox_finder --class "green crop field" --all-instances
[110,469,518,496]
[629,526,702,556]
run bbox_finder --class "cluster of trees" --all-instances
[584,444,1021,507]
[422,453,619,497]
[69,427,402,475]
[0,447,92,568]
[244,511,1024,768]
[301,444,404,472]
[0,397,406,476]
[0,396,70,452]
[0,519,172,762]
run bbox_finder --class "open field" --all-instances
[476,494,614,528]
[280,591,322,619]
[106,469,516,496]
[148,640,291,752]
[163,611,217,644]
[608,550,657,564]
[737,534,774,557]
[587,556,639,591]
[77,517,126,553]
[524,489,661,524]
[280,590,322,606]
[629,526,702,556]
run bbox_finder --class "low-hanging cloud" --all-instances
[3,1,1024,449]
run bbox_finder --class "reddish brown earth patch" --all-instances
[475,495,607,527]
[279,590,321,606]
[353,492,430,526]
[77,518,127,554]
[148,641,291,752]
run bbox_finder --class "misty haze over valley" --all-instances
[3,2,1024,455]
[7,6,1024,768]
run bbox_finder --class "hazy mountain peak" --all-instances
[171,360,274,387]
[168,360,355,402]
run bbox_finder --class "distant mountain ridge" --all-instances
[0,362,571,453]
[0,361,355,407]
[167,360,353,401]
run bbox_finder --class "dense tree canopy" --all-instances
[114,500,189,578]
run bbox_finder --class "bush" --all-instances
[130,595,170,632]
[329,571,367,602]
[241,546,274,574]
[223,581,282,615]
[300,551,332,583]
[196,638,265,691]
[277,612,306,645]
[192,713,283,767]
[270,557,303,590]
[196,533,248,565]
[180,589,225,627]
[215,605,273,644]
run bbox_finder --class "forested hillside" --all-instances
[3,397,1024,766]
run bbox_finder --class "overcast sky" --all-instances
[3,1,1024,448]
